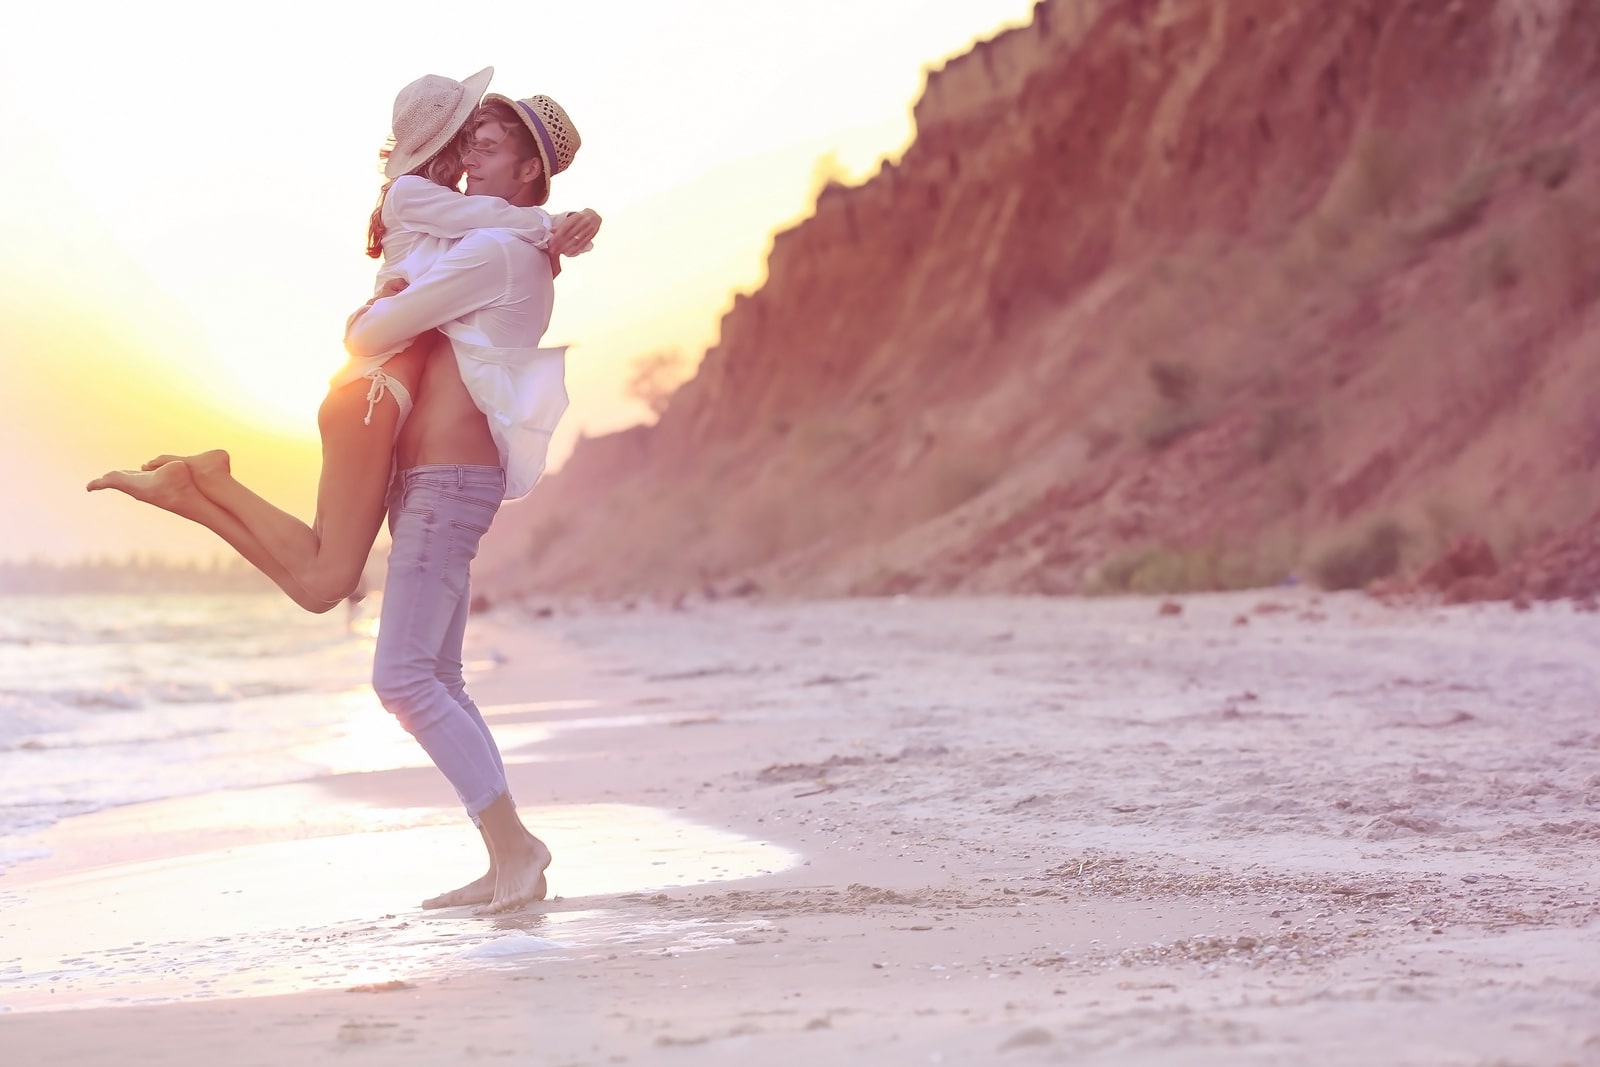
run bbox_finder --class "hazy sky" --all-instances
[0,0,1035,563]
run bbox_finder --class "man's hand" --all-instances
[551,209,602,257]
[349,277,409,333]
[370,277,409,305]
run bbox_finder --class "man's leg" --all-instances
[372,465,549,914]
[419,572,518,911]
[437,581,510,783]
[373,468,508,814]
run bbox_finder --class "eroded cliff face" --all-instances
[483,0,1600,601]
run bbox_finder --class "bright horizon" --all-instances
[0,0,1036,564]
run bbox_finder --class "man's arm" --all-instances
[345,233,508,359]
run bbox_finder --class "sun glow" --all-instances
[201,347,351,434]
[1,0,1039,563]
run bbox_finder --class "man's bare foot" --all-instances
[421,869,497,909]
[86,461,208,518]
[475,835,552,916]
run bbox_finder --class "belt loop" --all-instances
[456,465,466,491]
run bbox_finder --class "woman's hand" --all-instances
[551,209,602,256]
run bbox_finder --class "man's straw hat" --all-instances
[385,66,494,179]
[481,93,581,205]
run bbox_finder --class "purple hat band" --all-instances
[517,100,560,175]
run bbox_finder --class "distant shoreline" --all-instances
[0,559,282,596]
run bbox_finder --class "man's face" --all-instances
[463,121,541,202]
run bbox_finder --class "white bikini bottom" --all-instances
[361,370,414,441]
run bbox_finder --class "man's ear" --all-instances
[517,156,544,186]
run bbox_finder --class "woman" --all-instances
[92,70,591,916]
[87,68,599,613]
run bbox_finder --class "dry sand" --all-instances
[3,590,1598,1065]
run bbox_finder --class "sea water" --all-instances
[0,594,391,872]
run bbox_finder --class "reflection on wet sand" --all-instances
[0,801,797,1013]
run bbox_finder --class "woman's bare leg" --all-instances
[86,461,333,613]
[141,340,432,605]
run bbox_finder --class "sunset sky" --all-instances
[0,0,1035,564]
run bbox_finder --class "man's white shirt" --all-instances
[340,180,576,500]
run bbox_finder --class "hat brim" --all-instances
[481,92,554,205]
[384,65,494,180]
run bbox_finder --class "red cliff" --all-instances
[483,0,1600,602]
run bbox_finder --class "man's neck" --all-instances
[463,183,535,207]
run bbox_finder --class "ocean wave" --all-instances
[0,692,84,745]
[154,680,312,703]
[0,594,355,652]
[0,685,152,717]
[0,845,50,871]
[50,687,144,710]
[0,797,79,857]
[0,725,226,754]
[0,617,212,648]
[0,678,316,719]
[0,595,379,875]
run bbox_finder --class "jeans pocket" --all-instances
[450,514,492,537]
[438,488,499,527]
[397,483,436,518]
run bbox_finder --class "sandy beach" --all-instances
[3,590,1598,1065]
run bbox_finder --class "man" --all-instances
[344,93,597,914]
[87,85,591,914]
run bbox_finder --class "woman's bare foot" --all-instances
[143,449,231,482]
[86,461,207,518]
[476,835,552,916]
[421,869,497,910]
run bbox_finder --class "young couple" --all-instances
[89,67,596,915]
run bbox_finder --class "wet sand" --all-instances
[3,591,1598,1064]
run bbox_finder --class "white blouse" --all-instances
[336,176,586,500]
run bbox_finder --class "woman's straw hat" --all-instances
[385,66,494,179]
[481,93,581,205]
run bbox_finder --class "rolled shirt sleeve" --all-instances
[344,232,511,359]
[385,177,555,246]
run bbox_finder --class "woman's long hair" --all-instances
[365,130,469,259]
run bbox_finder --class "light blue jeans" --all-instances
[372,464,508,819]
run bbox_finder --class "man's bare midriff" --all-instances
[394,338,500,470]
